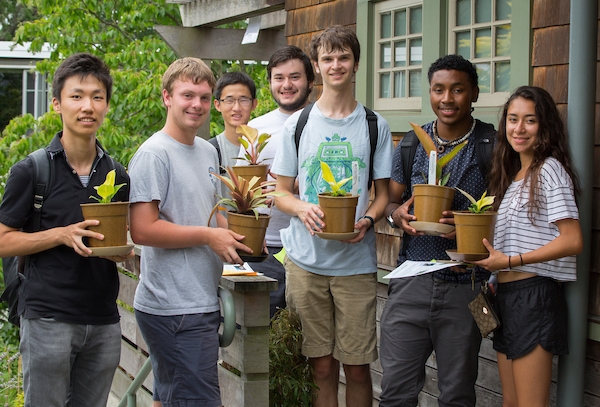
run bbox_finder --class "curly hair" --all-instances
[488,86,580,222]
[427,54,478,87]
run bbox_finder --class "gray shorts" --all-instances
[135,310,222,406]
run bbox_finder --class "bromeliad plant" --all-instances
[456,188,495,213]
[208,166,285,222]
[236,125,271,165]
[409,122,468,186]
[320,161,352,196]
[89,169,126,203]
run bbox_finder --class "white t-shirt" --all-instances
[129,131,223,315]
[271,102,393,276]
[493,157,579,281]
[236,109,293,246]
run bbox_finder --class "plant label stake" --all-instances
[351,161,359,196]
[428,151,437,185]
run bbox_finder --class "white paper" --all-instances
[242,16,261,44]
[383,260,454,279]
[223,262,255,272]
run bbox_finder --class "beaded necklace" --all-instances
[433,119,476,153]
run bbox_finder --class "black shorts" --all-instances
[492,276,568,359]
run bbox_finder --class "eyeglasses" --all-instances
[218,97,254,107]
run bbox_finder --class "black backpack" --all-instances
[294,103,379,187]
[1,148,52,327]
[0,148,124,327]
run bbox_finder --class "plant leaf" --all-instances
[236,125,258,144]
[455,187,477,205]
[409,122,436,156]
[437,140,468,168]
[320,161,335,185]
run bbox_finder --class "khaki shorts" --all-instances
[284,256,378,365]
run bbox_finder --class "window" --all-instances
[449,0,511,103]
[357,0,529,129]
[22,70,49,119]
[374,1,423,110]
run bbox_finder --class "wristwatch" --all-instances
[386,208,399,228]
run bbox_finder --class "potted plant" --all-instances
[80,169,130,251]
[232,125,271,185]
[316,161,359,237]
[408,122,467,235]
[209,166,284,261]
[451,189,497,257]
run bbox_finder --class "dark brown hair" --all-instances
[488,86,580,221]
[309,25,360,64]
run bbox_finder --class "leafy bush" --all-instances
[269,308,316,406]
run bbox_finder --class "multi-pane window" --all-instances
[375,1,423,109]
[450,0,511,94]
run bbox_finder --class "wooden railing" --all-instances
[111,249,277,406]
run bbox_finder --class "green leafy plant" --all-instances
[89,169,126,204]
[236,125,271,165]
[208,166,284,221]
[456,188,495,213]
[409,122,468,186]
[320,161,352,196]
[269,308,317,406]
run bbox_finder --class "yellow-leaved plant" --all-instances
[236,125,271,165]
[409,122,468,186]
[89,169,126,203]
[456,188,495,213]
[320,161,352,196]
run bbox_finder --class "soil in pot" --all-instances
[453,211,498,254]
[317,193,359,234]
[227,212,271,257]
[232,164,269,185]
[413,184,455,223]
[80,202,129,247]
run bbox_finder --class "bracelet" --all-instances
[508,256,512,269]
[361,215,375,229]
[519,254,524,266]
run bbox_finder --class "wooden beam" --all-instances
[168,0,285,27]
[155,26,287,61]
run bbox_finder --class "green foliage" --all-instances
[269,309,317,406]
[0,307,22,407]
[0,0,38,40]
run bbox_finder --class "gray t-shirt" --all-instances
[128,131,223,315]
[271,102,393,276]
[216,132,241,169]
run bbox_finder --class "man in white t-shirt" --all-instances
[241,45,315,318]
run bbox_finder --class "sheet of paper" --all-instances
[241,16,261,44]
[222,262,259,276]
[383,260,454,279]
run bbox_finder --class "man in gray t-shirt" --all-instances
[128,58,250,407]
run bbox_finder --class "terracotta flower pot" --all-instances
[453,211,498,254]
[232,164,269,185]
[317,193,359,234]
[227,212,271,256]
[413,184,455,223]
[80,202,129,247]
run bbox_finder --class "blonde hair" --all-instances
[162,57,216,96]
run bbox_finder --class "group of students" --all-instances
[0,24,582,407]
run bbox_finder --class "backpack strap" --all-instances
[29,148,53,232]
[364,107,378,187]
[400,130,419,202]
[295,103,379,188]
[208,137,225,174]
[294,102,314,154]
[473,122,495,182]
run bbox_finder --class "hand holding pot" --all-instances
[396,196,424,236]
[472,238,509,272]
[439,210,456,239]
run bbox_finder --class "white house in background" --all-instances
[0,41,52,119]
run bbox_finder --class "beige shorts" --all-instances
[284,256,378,365]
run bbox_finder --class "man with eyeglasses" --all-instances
[211,71,258,170]
[239,46,315,319]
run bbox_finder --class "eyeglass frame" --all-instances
[217,97,254,107]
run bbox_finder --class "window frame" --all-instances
[356,0,532,132]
